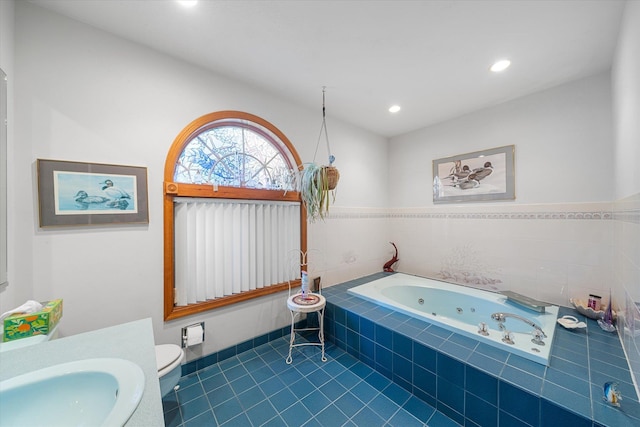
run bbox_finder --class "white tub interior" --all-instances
[348,273,559,365]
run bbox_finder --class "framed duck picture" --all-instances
[432,145,515,204]
[37,159,149,227]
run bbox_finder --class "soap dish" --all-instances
[557,315,587,329]
[570,299,614,320]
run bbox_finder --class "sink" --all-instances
[0,358,145,427]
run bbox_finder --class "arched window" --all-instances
[164,111,306,320]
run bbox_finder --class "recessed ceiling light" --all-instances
[389,105,401,113]
[490,59,511,72]
[178,0,198,7]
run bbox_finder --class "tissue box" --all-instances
[3,299,63,342]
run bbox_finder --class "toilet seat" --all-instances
[156,344,184,378]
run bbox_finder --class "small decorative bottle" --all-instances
[597,290,616,333]
[301,271,309,299]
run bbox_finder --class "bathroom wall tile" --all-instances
[500,365,543,395]
[360,316,375,338]
[437,376,465,416]
[506,354,546,378]
[498,409,533,427]
[393,352,413,384]
[416,329,446,348]
[448,332,480,350]
[438,353,465,384]
[375,343,393,368]
[589,347,628,369]
[346,311,360,332]
[466,352,506,377]
[549,355,589,380]
[334,323,346,345]
[377,313,406,330]
[346,328,360,353]
[474,342,509,363]
[466,365,498,406]
[590,358,631,379]
[375,324,393,349]
[360,335,375,361]
[544,367,591,397]
[393,331,413,359]
[466,392,498,427]
[540,399,592,427]
[414,341,437,372]
[413,365,437,398]
[540,382,591,419]
[334,306,347,326]
[499,382,540,426]
[439,340,473,362]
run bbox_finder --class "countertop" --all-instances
[0,318,164,426]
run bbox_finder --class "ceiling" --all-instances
[28,0,626,138]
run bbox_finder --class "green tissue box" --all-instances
[3,299,63,342]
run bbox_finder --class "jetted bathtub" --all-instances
[348,273,559,365]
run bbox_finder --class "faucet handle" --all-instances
[477,322,489,336]
[531,329,546,346]
[502,330,514,345]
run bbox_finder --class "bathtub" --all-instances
[348,273,559,365]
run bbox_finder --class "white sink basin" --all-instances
[0,358,145,427]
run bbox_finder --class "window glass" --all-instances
[174,121,295,190]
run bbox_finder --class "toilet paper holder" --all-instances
[182,322,205,348]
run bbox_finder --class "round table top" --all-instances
[287,293,326,312]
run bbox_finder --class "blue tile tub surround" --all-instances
[322,272,640,427]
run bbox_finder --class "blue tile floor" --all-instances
[162,335,460,426]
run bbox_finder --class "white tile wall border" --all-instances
[325,202,618,220]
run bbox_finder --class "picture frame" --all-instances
[37,159,149,227]
[432,145,515,204]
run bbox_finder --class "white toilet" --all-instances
[155,344,185,397]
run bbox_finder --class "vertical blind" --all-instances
[174,198,301,306]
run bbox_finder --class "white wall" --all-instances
[11,2,388,360]
[613,1,640,201]
[0,0,15,313]
[388,73,615,307]
[389,72,614,207]
[611,0,640,397]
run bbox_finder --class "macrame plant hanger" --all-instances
[313,87,340,190]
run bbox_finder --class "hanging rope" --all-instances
[313,87,335,165]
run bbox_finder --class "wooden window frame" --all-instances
[163,111,306,321]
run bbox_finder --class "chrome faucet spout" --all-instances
[491,312,547,338]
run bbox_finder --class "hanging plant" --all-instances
[299,162,340,221]
[297,87,340,222]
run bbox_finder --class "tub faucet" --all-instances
[491,312,547,345]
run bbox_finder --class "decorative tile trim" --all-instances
[613,209,640,224]
[323,210,613,220]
